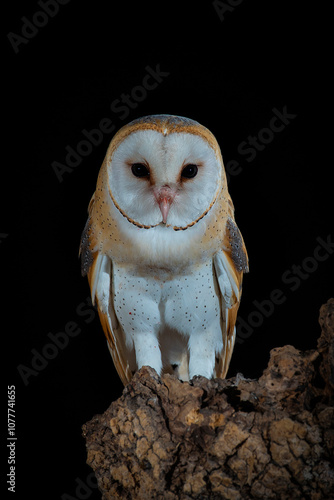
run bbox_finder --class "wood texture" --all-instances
[83,299,334,499]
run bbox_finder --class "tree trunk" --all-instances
[82,299,334,499]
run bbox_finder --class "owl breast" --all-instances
[112,259,224,376]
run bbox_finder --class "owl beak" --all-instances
[154,185,176,224]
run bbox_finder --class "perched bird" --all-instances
[80,114,248,385]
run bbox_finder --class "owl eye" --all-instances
[131,163,150,178]
[181,164,198,179]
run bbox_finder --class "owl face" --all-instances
[108,129,222,229]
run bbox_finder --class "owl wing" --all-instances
[79,194,132,386]
[213,217,249,378]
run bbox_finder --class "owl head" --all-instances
[103,115,226,230]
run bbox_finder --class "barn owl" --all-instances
[80,114,248,385]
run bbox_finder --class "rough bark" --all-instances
[82,299,334,499]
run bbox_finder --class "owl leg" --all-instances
[188,330,221,379]
[133,331,163,376]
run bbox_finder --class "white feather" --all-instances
[213,250,240,307]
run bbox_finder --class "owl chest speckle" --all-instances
[112,260,222,339]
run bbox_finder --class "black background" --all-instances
[3,1,332,499]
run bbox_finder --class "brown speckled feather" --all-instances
[80,198,133,385]
[216,212,248,378]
